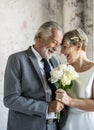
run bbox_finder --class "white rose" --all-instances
[50,66,63,83]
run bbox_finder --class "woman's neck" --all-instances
[70,51,92,72]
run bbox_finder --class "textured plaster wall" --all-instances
[0,0,93,130]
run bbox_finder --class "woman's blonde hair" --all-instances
[63,28,88,51]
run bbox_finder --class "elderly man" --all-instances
[4,21,67,130]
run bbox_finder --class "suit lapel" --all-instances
[26,47,43,84]
[26,46,61,84]
[49,57,60,68]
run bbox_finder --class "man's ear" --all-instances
[38,32,42,39]
[37,32,43,43]
[37,32,42,42]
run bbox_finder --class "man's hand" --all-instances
[48,100,64,113]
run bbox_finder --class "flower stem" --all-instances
[57,112,60,122]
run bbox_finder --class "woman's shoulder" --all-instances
[88,61,94,68]
[84,62,94,72]
[79,61,94,72]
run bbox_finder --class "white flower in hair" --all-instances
[76,28,88,43]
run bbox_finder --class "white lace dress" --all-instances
[62,66,94,130]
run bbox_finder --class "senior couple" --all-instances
[4,21,94,130]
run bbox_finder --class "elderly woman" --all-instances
[56,28,94,130]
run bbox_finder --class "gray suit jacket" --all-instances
[4,46,67,130]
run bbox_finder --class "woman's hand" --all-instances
[56,88,94,111]
[56,89,72,106]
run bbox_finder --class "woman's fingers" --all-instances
[56,92,64,102]
[56,89,65,93]
[56,89,70,105]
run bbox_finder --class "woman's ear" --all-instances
[77,42,82,51]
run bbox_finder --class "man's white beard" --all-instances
[41,47,55,60]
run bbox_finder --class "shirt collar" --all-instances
[31,46,42,62]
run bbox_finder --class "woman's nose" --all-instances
[61,47,65,54]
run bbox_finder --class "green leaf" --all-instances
[55,80,73,91]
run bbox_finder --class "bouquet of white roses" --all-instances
[49,64,79,122]
[49,64,79,91]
